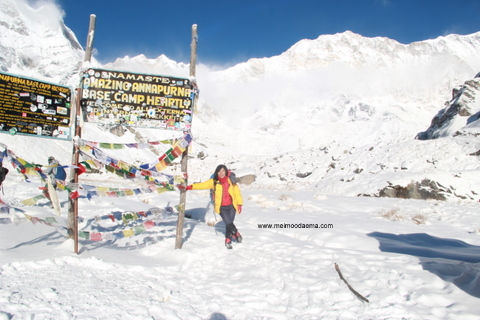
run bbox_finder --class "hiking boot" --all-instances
[225,237,233,250]
[233,231,242,243]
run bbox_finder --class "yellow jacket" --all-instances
[191,178,243,214]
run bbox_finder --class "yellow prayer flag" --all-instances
[25,168,39,175]
[21,198,37,206]
[79,146,92,153]
[156,187,169,194]
[124,189,135,196]
[118,161,130,171]
[155,161,167,172]
[123,228,135,237]
[174,175,186,184]
[87,159,99,169]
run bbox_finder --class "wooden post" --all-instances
[67,88,82,253]
[175,24,198,249]
[189,24,198,78]
[68,14,96,254]
[84,15,97,62]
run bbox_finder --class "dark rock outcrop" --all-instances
[417,76,480,140]
[375,179,452,200]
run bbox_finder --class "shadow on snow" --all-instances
[6,202,226,254]
[368,232,480,298]
[185,201,227,236]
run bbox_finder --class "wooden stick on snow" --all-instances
[334,262,369,303]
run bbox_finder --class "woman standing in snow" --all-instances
[182,164,243,249]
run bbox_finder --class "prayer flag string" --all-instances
[79,207,177,241]
[76,137,180,150]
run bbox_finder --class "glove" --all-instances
[177,185,192,191]
[186,185,192,190]
[238,205,242,214]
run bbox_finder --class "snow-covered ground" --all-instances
[1,130,480,319]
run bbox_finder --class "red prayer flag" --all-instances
[77,163,87,175]
[91,232,102,241]
[171,146,183,158]
[144,220,155,229]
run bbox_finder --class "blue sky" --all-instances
[56,0,480,67]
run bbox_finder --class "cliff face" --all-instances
[417,75,480,140]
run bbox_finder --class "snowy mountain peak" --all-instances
[212,30,480,85]
[103,54,190,78]
[286,30,400,61]
[0,0,84,85]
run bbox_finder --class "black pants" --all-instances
[219,204,237,238]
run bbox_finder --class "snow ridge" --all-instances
[0,0,84,86]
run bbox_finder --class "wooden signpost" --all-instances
[67,15,197,252]
[175,24,197,249]
[69,14,96,254]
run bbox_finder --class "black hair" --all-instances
[213,164,228,181]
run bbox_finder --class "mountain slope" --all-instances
[0,0,84,85]
[0,1,480,200]
[193,31,480,156]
